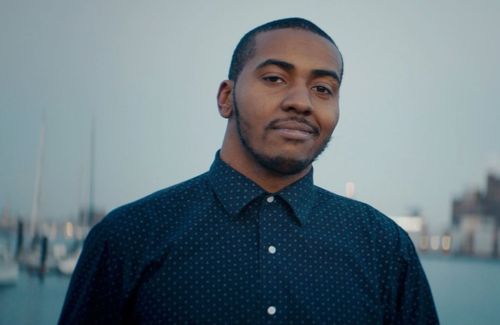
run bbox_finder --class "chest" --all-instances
[130,206,386,324]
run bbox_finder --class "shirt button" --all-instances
[268,245,276,254]
[267,306,276,315]
[266,196,275,203]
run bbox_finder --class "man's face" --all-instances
[230,28,342,175]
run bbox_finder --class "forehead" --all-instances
[249,28,342,74]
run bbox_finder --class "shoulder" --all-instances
[311,186,422,275]
[70,173,213,299]
[314,185,398,227]
[102,172,209,226]
[312,185,406,250]
[86,172,211,256]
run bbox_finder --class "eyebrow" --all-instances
[311,69,341,85]
[255,59,341,84]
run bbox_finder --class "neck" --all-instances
[220,134,311,193]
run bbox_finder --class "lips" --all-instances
[268,118,319,140]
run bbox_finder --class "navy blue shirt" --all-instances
[59,153,438,324]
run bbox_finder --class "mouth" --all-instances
[268,118,319,141]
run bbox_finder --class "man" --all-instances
[59,18,439,324]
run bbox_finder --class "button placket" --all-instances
[260,193,285,323]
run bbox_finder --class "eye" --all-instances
[312,85,333,95]
[262,75,285,84]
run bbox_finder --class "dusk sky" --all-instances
[1,0,499,232]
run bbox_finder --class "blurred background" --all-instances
[1,0,499,324]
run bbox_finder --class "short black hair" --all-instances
[228,17,343,82]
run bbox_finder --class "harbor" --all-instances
[1,173,499,286]
[0,208,103,282]
[1,252,499,325]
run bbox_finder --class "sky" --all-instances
[1,0,499,232]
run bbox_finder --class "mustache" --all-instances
[266,117,320,135]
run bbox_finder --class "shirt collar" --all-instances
[207,152,317,226]
[278,170,316,226]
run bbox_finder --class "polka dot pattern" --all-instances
[59,153,439,324]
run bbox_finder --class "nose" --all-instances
[280,83,313,115]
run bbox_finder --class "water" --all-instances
[0,272,70,325]
[421,255,500,325]
[0,256,499,325]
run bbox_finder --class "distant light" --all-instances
[441,234,452,252]
[430,235,440,251]
[419,235,429,251]
[65,222,74,239]
[345,181,355,198]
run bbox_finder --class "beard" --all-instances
[233,93,331,176]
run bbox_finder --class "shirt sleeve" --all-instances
[58,220,128,325]
[386,228,440,325]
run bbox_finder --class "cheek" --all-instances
[319,109,339,134]
[238,98,271,127]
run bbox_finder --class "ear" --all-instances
[217,80,234,118]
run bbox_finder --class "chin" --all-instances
[256,154,312,176]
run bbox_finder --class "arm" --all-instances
[386,229,440,325]
[58,220,128,325]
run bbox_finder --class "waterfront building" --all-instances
[452,174,500,258]
[389,212,432,252]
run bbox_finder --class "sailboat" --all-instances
[57,117,95,276]
[57,244,82,276]
[0,244,19,285]
[19,116,54,274]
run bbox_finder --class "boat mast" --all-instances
[29,116,46,239]
[88,116,96,227]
